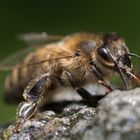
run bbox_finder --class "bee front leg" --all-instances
[91,65,113,93]
[64,71,106,104]
[14,73,52,132]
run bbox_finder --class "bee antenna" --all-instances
[126,53,140,59]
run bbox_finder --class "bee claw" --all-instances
[14,121,22,133]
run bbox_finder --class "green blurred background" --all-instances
[0,0,140,123]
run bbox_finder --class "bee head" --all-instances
[96,33,131,70]
[95,33,140,90]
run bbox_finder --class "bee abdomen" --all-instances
[4,67,30,104]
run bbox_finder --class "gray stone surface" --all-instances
[82,88,140,140]
[1,88,140,140]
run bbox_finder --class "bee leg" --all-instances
[91,65,113,93]
[64,71,105,103]
[14,73,51,132]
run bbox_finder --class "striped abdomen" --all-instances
[4,65,32,104]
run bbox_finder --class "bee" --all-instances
[1,32,140,132]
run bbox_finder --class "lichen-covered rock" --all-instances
[1,88,140,140]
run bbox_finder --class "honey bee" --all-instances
[1,32,140,132]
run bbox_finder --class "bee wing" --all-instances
[0,48,73,71]
[0,33,65,71]
[18,32,64,46]
[0,47,36,71]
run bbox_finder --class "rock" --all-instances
[82,88,140,140]
[1,88,140,140]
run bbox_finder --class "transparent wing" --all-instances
[0,48,73,71]
[0,47,36,71]
[18,32,64,46]
[0,33,65,71]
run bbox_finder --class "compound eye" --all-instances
[98,47,112,62]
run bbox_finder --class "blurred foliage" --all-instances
[0,0,140,123]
